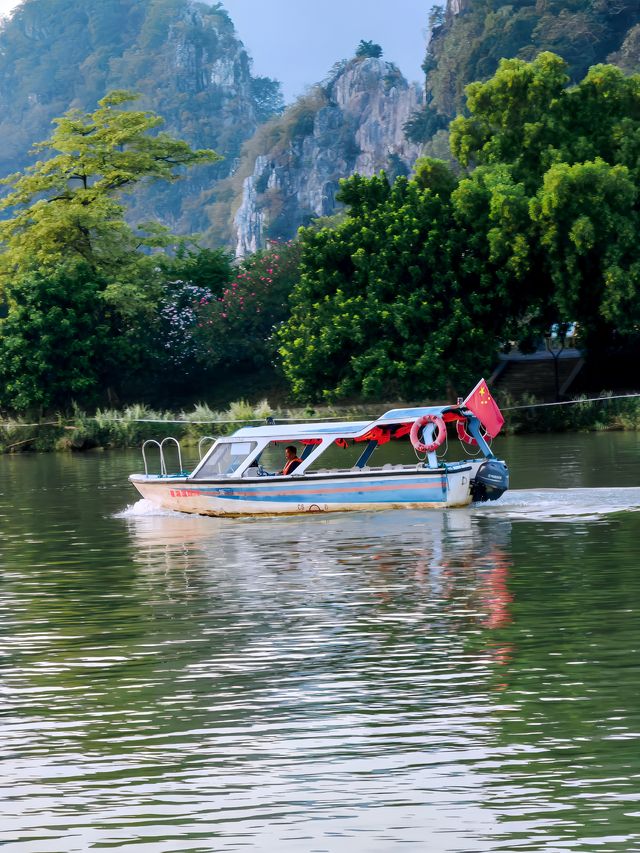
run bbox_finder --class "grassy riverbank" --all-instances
[1,392,640,454]
[0,400,340,454]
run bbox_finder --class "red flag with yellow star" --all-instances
[463,378,504,438]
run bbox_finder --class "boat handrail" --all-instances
[142,439,162,476]
[160,437,183,475]
[198,435,216,460]
[141,437,184,476]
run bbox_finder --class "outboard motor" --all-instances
[471,460,509,502]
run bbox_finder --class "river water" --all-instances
[1,433,640,852]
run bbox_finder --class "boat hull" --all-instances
[129,466,477,516]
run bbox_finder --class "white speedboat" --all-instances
[129,380,509,517]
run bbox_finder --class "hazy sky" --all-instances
[0,0,432,102]
[220,0,431,101]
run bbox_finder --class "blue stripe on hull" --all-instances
[179,476,448,505]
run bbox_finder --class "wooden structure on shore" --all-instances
[490,349,585,403]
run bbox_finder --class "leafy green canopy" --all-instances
[0,91,219,412]
[278,173,513,401]
[0,91,218,298]
[0,264,130,412]
[355,41,383,59]
[279,53,640,401]
[451,53,640,339]
[192,241,302,371]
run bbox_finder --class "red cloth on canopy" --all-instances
[356,426,391,445]
[393,423,412,439]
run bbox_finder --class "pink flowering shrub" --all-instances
[157,247,234,374]
[193,240,301,368]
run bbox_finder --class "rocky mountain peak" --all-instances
[0,0,280,234]
[233,55,424,256]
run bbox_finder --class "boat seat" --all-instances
[382,463,393,470]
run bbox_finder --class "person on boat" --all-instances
[280,445,302,475]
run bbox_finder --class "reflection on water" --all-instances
[1,438,640,851]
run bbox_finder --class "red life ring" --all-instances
[410,414,447,453]
[457,420,493,446]
[457,420,478,446]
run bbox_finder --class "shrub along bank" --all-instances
[2,393,640,455]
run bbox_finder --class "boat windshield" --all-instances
[192,441,257,479]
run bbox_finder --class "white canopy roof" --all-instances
[230,406,462,442]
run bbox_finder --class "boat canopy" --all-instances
[230,405,468,443]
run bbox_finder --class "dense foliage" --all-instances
[150,241,303,380]
[192,241,302,369]
[0,264,124,412]
[157,247,235,373]
[3,50,640,413]
[355,40,383,59]
[278,171,514,401]
[451,52,640,342]
[0,91,217,290]
[0,93,217,412]
[279,53,640,401]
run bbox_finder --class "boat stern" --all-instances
[470,459,509,502]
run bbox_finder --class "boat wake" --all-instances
[473,487,640,522]
[115,499,184,519]
[116,489,640,526]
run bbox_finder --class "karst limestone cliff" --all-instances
[0,0,281,233]
[232,57,424,256]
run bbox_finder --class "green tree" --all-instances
[414,156,458,197]
[0,264,125,412]
[161,246,234,294]
[451,53,640,345]
[531,159,640,337]
[0,91,219,412]
[277,54,640,402]
[0,0,283,243]
[251,76,285,123]
[355,40,383,59]
[450,52,570,186]
[278,174,510,401]
[0,90,218,306]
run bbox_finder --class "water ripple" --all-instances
[1,446,640,851]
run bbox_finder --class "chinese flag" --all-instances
[463,378,504,438]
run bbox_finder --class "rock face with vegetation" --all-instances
[0,0,282,235]
[231,56,424,256]
[406,0,640,148]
